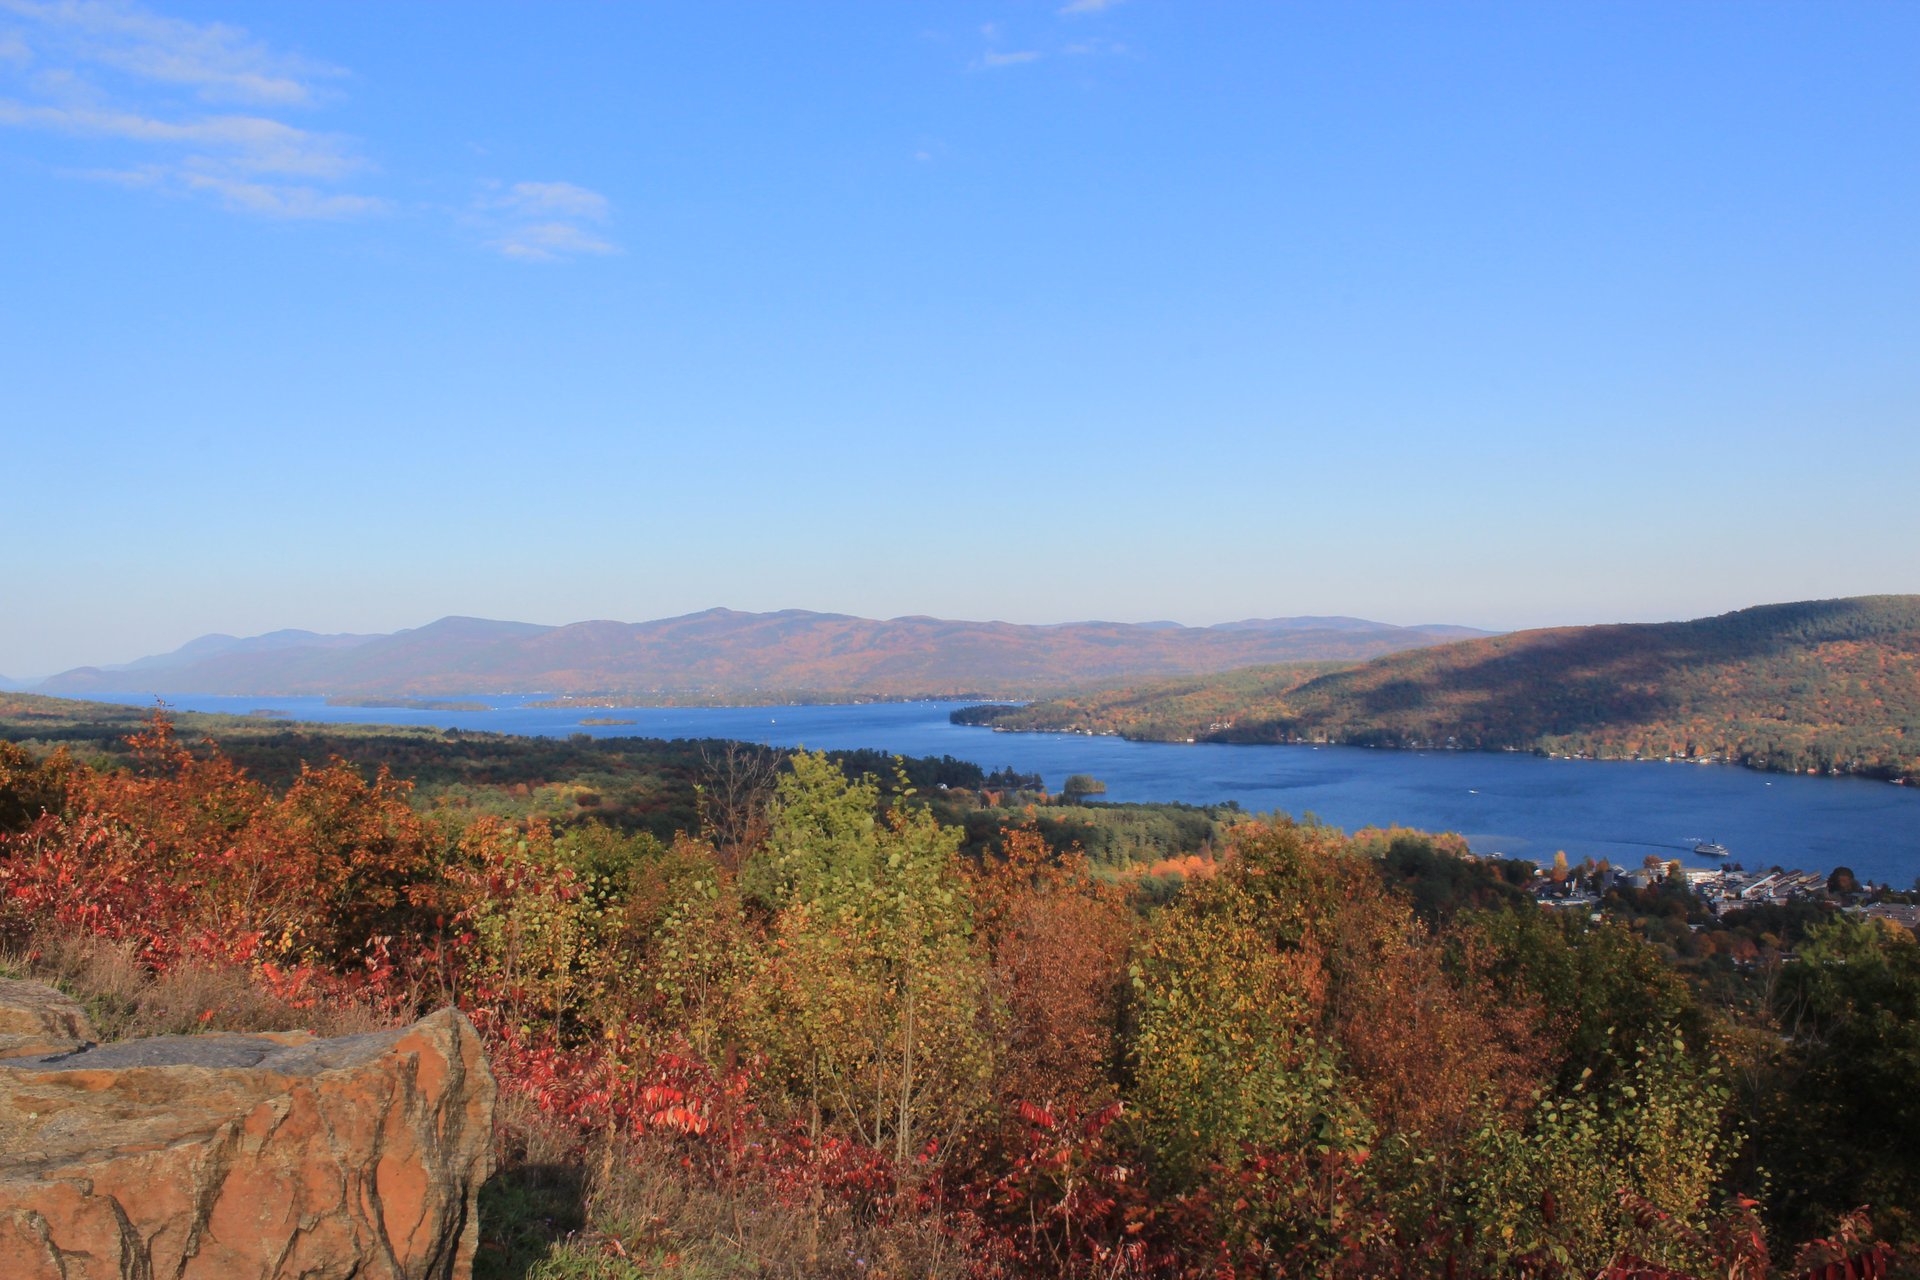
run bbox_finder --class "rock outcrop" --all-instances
[0,984,495,1280]
[0,980,92,1061]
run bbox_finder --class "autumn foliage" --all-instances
[1,712,1913,1279]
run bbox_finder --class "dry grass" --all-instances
[570,1135,969,1280]
[1,931,390,1042]
[479,1095,971,1280]
[478,1094,597,1280]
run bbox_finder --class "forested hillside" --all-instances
[5,704,1919,1277]
[956,596,1920,778]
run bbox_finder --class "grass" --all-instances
[476,1093,970,1280]
[1,931,388,1042]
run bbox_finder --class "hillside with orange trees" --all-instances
[956,596,1920,778]
[8,712,1920,1275]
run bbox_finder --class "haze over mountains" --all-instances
[33,609,1490,701]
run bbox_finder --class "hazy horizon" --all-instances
[5,2,1916,677]
[14,594,1918,683]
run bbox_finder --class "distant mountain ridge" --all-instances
[953,595,1920,778]
[34,609,1491,701]
[100,629,382,675]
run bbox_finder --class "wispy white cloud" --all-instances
[970,21,1043,68]
[76,160,385,217]
[492,221,618,262]
[474,180,620,262]
[0,0,376,218]
[974,10,1124,74]
[4,0,622,250]
[0,98,356,174]
[486,180,610,222]
[0,0,341,105]
[181,173,383,218]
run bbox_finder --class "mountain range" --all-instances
[32,609,1490,701]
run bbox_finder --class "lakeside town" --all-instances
[1528,855,1920,932]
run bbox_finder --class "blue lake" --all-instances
[75,693,1920,887]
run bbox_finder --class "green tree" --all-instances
[1454,907,1703,1091]
[1128,819,1382,1265]
[1760,915,1920,1245]
[743,753,990,1163]
[1459,1031,1735,1275]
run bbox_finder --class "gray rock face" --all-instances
[0,1028,412,1072]
[0,981,497,1280]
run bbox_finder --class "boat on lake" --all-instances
[1695,840,1731,857]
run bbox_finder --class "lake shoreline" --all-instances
[953,712,1911,785]
[27,691,1920,884]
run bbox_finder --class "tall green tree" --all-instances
[744,753,991,1162]
[1129,820,1383,1266]
[1761,915,1920,1245]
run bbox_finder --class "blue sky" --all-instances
[2,1,1915,676]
